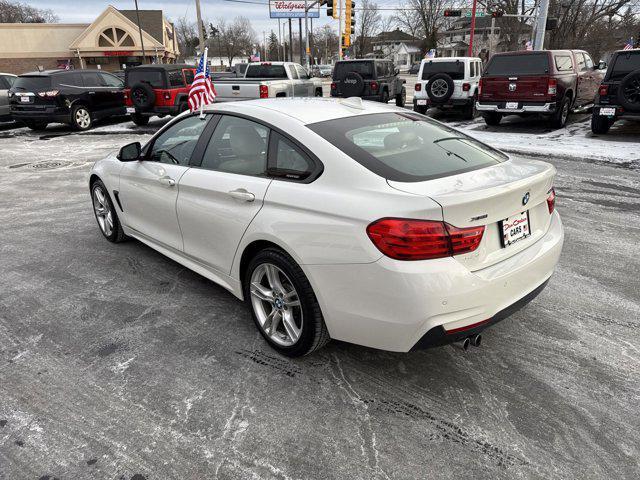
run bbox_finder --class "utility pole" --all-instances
[194,0,205,55]
[339,0,343,59]
[533,0,550,50]
[489,16,495,59]
[467,0,478,57]
[134,0,147,63]
[288,19,293,61]
[304,0,310,68]
[299,18,303,63]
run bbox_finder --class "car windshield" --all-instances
[421,61,465,80]
[308,113,507,182]
[609,51,640,81]
[334,61,374,80]
[126,70,164,88]
[12,76,51,92]
[484,53,550,75]
[245,64,287,78]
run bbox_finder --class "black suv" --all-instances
[591,49,640,134]
[331,59,406,107]
[9,69,125,131]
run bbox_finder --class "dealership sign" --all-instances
[269,0,319,18]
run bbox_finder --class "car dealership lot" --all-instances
[1,115,639,479]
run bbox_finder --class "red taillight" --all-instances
[415,83,421,91]
[462,82,471,92]
[598,84,609,96]
[478,78,483,95]
[370,81,379,91]
[547,78,557,95]
[331,82,336,90]
[547,188,556,214]
[37,90,59,98]
[366,218,485,261]
[259,84,269,98]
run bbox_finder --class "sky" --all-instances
[27,0,370,40]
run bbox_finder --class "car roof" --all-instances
[202,97,398,125]
[421,57,480,62]
[19,69,108,76]
[127,64,194,71]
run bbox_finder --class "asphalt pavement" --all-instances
[0,113,639,480]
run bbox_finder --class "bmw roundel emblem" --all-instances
[522,192,530,206]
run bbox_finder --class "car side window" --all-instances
[98,72,123,88]
[200,115,269,176]
[81,72,101,87]
[55,73,83,87]
[576,54,587,71]
[469,62,475,78]
[168,69,183,87]
[183,69,195,85]
[288,65,299,79]
[149,115,208,166]
[583,53,594,70]
[555,55,573,72]
[270,133,314,180]
[295,65,309,80]
[0,76,9,89]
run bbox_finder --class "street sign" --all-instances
[269,0,320,18]
[464,11,485,17]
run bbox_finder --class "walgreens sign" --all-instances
[269,0,319,18]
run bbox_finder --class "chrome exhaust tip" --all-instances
[470,334,482,347]
[453,337,470,351]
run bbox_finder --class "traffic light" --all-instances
[345,1,355,34]
[545,17,558,30]
[444,9,462,17]
[342,33,351,48]
[491,9,505,18]
[327,0,338,18]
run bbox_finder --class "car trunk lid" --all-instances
[480,52,552,102]
[387,158,556,271]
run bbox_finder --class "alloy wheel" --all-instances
[92,186,113,237]
[431,79,449,98]
[622,78,640,105]
[250,263,303,346]
[75,108,91,129]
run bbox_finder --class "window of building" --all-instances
[98,27,135,48]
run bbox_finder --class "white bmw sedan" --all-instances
[89,98,563,356]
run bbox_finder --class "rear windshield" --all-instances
[484,53,550,76]
[421,61,465,80]
[245,64,287,78]
[308,113,507,182]
[334,61,374,80]
[610,51,640,81]
[12,76,51,92]
[126,70,164,88]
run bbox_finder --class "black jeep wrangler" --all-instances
[331,59,406,107]
[591,48,640,134]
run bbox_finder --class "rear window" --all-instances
[308,113,506,182]
[12,76,51,92]
[245,64,287,78]
[484,53,550,76]
[610,51,640,81]
[126,70,164,88]
[554,55,573,72]
[334,61,374,80]
[421,61,465,80]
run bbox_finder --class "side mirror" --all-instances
[597,61,607,70]
[394,68,400,75]
[117,141,141,161]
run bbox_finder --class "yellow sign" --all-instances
[345,0,352,35]
[332,0,338,19]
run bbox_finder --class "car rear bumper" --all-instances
[303,210,564,352]
[10,107,70,123]
[129,105,181,116]
[414,97,473,108]
[477,101,555,114]
[594,104,640,120]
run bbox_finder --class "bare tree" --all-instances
[0,0,57,22]
[215,16,257,66]
[312,24,339,63]
[355,0,382,57]
[392,0,451,53]
[175,16,199,60]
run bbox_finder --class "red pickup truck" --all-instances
[477,50,603,128]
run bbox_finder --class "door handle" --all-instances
[228,188,255,202]
[158,176,176,187]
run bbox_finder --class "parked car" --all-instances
[214,62,323,102]
[9,69,125,131]
[112,70,125,81]
[591,48,640,134]
[413,57,482,119]
[0,73,17,121]
[89,97,563,357]
[477,49,604,128]
[311,64,333,77]
[124,64,196,126]
[331,59,407,107]
[408,62,420,75]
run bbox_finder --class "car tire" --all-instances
[23,120,48,131]
[71,105,92,131]
[130,82,156,110]
[381,89,390,104]
[244,248,330,357]
[591,113,612,134]
[395,87,406,107]
[426,73,454,104]
[315,88,323,97]
[463,94,478,120]
[178,102,189,114]
[91,180,127,243]
[550,96,570,129]
[415,104,428,115]
[482,112,502,126]
[131,113,150,126]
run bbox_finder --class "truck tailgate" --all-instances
[481,75,550,101]
[214,82,261,102]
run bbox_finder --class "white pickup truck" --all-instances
[213,62,323,102]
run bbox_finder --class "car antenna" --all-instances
[340,97,365,110]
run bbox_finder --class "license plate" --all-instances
[417,99,427,105]
[126,107,136,114]
[501,211,531,247]
[599,107,615,116]
[20,96,30,103]
[505,101,519,109]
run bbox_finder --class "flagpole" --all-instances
[200,47,208,119]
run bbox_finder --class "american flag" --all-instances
[188,51,216,113]
[623,38,634,50]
